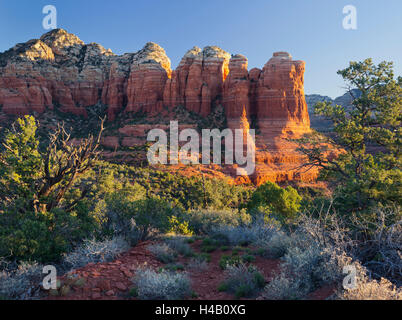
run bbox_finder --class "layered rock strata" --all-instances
[0,29,314,184]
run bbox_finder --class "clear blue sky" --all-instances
[1,0,401,98]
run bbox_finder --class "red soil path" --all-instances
[46,240,333,300]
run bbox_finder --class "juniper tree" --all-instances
[297,59,401,215]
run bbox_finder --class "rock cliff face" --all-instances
[164,46,230,117]
[255,52,310,137]
[0,29,314,184]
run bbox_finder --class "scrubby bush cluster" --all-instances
[340,277,402,300]
[209,222,278,247]
[164,237,194,257]
[219,263,265,299]
[0,262,43,300]
[261,208,402,300]
[147,243,178,264]
[0,58,400,301]
[62,237,130,271]
[133,268,192,300]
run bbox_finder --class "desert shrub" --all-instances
[283,245,332,291]
[256,231,294,259]
[209,222,278,247]
[262,272,307,300]
[187,256,209,272]
[147,244,177,264]
[0,262,43,300]
[242,254,256,263]
[133,268,192,300]
[219,255,242,270]
[261,225,354,300]
[92,162,252,211]
[219,263,265,299]
[339,277,402,300]
[167,216,193,236]
[262,245,344,300]
[348,206,402,284]
[262,210,377,300]
[200,237,221,253]
[62,237,129,271]
[193,253,211,263]
[93,193,141,244]
[93,194,189,243]
[185,209,251,234]
[247,182,302,225]
[162,263,185,272]
[131,198,182,241]
[0,207,97,263]
[261,206,402,300]
[164,237,194,257]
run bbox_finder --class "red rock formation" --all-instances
[125,42,171,115]
[255,52,310,138]
[0,29,315,184]
[163,46,230,116]
[222,54,251,129]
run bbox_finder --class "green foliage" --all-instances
[219,254,242,270]
[167,216,193,236]
[200,237,221,253]
[193,252,211,263]
[163,263,185,272]
[0,116,41,204]
[147,243,178,264]
[129,287,138,298]
[89,162,252,211]
[184,209,251,234]
[219,264,265,299]
[247,182,302,224]
[298,59,401,217]
[132,198,182,241]
[0,116,103,262]
[0,207,96,263]
[242,254,256,263]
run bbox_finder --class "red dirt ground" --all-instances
[46,240,334,300]
[46,241,162,300]
[186,241,281,300]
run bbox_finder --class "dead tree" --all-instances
[36,118,105,213]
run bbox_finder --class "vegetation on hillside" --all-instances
[0,59,400,300]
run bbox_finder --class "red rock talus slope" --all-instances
[0,29,316,184]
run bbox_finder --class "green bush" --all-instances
[147,243,178,264]
[0,207,97,263]
[247,182,302,225]
[219,255,242,270]
[133,268,192,300]
[219,264,265,299]
[132,198,182,241]
[185,209,251,234]
[164,237,194,257]
[200,237,221,253]
[90,162,252,211]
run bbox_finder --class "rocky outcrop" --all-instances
[0,30,310,134]
[222,54,251,129]
[255,52,310,138]
[163,46,231,117]
[124,42,171,115]
[0,29,315,184]
[0,30,171,120]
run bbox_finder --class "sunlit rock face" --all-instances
[163,46,231,117]
[255,52,310,138]
[0,29,315,184]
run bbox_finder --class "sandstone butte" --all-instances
[0,29,319,185]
